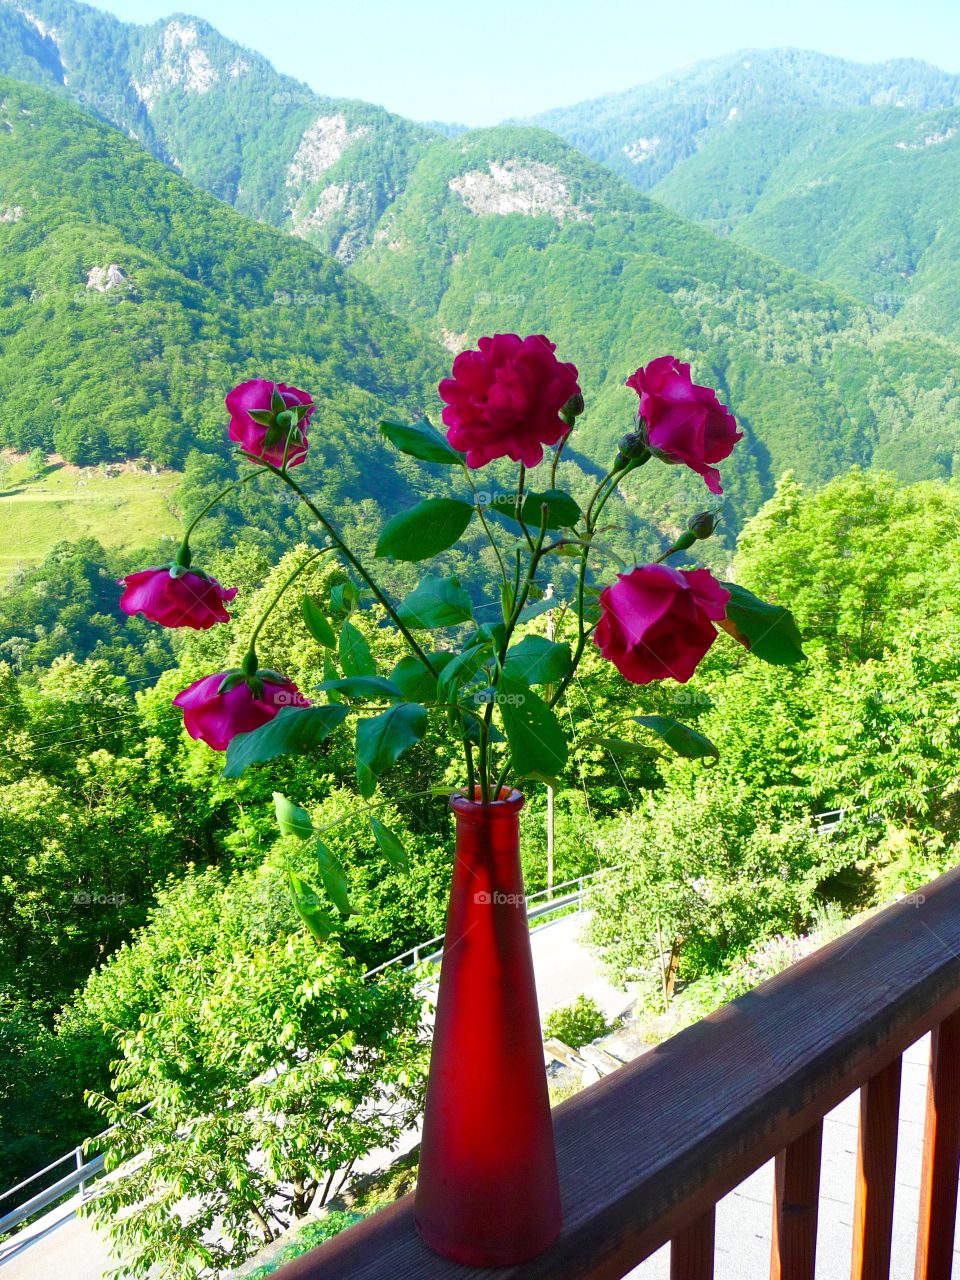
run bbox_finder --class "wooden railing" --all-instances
[275,863,960,1280]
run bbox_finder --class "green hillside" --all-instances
[523,50,960,335]
[0,458,180,581]
[351,125,960,528]
[0,0,431,261]
[524,48,960,189]
[0,73,443,509]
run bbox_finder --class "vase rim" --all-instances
[450,787,524,817]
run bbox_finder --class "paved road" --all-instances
[0,910,623,1279]
[4,913,958,1278]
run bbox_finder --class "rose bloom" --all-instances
[626,356,742,495]
[595,564,730,684]
[226,379,314,467]
[439,334,581,468]
[118,567,237,630]
[173,671,310,751]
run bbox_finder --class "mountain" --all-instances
[0,0,431,261]
[0,73,441,501]
[522,49,960,336]
[2,12,960,531]
[350,125,960,520]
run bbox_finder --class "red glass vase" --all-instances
[414,788,562,1265]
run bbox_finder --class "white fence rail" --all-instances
[0,869,617,1243]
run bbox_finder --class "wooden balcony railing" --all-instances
[276,864,960,1280]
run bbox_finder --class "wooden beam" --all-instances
[771,1121,823,1280]
[915,1011,960,1280]
[850,1056,902,1280]
[671,1207,715,1280]
[275,865,960,1280]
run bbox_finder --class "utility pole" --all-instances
[546,603,555,892]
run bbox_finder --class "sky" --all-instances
[97,0,960,125]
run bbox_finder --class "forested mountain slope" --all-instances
[352,125,960,525]
[0,73,442,504]
[0,0,431,260]
[524,49,960,334]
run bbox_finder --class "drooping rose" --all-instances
[118,567,237,630]
[626,356,742,495]
[595,564,730,684]
[439,334,581,468]
[173,671,309,751]
[226,379,314,467]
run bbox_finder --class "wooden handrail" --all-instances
[275,863,960,1280]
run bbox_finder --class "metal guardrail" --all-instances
[0,806,857,1246]
[0,870,616,1245]
[363,867,618,977]
[0,1103,151,1242]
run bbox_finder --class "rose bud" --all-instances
[688,510,720,540]
[561,392,585,425]
[118,566,237,630]
[595,564,730,684]
[439,334,581,468]
[626,356,742,495]
[614,428,651,471]
[173,670,310,751]
[226,379,314,467]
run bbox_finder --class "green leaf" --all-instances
[379,418,465,465]
[318,676,404,701]
[356,703,428,798]
[375,498,474,562]
[316,837,353,916]
[323,653,342,703]
[720,583,807,666]
[632,716,719,760]
[370,816,408,868]
[339,619,376,677]
[522,489,581,529]
[330,582,360,616]
[287,871,335,942]
[222,705,348,777]
[274,792,314,839]
[504,635,572,687]
[397,576,473,629]
[497,674,568,786]
[490,488,580,531]
[519,595,557,623]
[389,652,456,702]
[302,595,336,647]
[436,644,489,706]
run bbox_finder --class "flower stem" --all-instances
[181,467,270,546]
[462,463,509,585]
[246,456,437,675]
[245,454,479,788]
[245,546,332,657]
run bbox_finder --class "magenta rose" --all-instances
[226,379,314,467]
[595,564,730,684]
[173,671,310,751]
[439,334,581,468]
[118,567,237,630]
[626,356,742,495]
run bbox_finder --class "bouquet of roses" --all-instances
[119,335,804,933]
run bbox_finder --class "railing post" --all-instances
[851,1055,902,1280]
[771,1119,823,1280]
[75,1147,84,1202]
[914,1012,960,1280]
[671,1206,715,1279]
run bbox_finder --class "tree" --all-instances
[81,928,427,1277]
[587,786,836,999]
